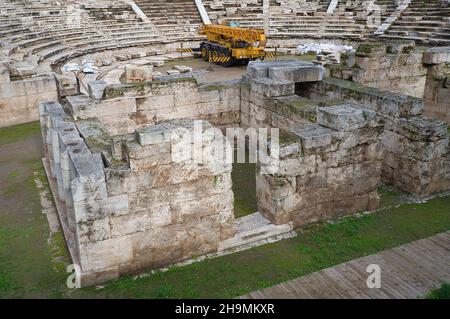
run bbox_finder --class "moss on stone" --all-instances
[279,128,300,146]
[356,42,385,57]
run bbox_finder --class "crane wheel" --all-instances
[212,49,219,63]
[201,46,208,61]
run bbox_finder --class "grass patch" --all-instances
[231,148,257,218]
[0,122,41,146]
[378,184,411,209]
[426,283,450,299]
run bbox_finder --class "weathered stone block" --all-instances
[398,116,448,142]
[317,104,376,131]
[268,64,324,83]
[87,80,107,100]
[0,64,9,84]
[79,236,133,272]
[66,95,96,120]
[291,124,336,154]
[96,97,137,117]
[250,77,294,97]
[422,46,450,65]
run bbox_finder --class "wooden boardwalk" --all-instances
[241,232,450,299]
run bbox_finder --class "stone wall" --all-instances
[0,75,58,128]
[241,60,325,129]
[37,60,450,286]
[241,61,385,227]
[300,76,450,198]
[66,76,241,135]
[328,41,428,98]
[39,100,234,286]
[423,46,450,124]
[257,104,384,227]
[382,116,450,197]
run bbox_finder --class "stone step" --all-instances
[217,212,295,252]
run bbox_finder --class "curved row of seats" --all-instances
[0,0,196,72]
[381,0,450,45]
[1,0,449,74]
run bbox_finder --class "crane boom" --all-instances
[200,24,266,46]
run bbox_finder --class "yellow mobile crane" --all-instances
[199,23,269,66]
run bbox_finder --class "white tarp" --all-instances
[297,43,354,55]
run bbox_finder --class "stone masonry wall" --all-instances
[0,75,58,128]
[301,76,450,198]
[66,77,241,135]
[382,116,450,197]
[328,41,427,98]
[422,46,450,125]
[39,101,234,286]
[241,60,325,129]
[256,104,384,227]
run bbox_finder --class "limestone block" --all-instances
[126,142,172,169]
[109,205,171,237]
[250,77,294,97]
[277,155,316,176]
[73,193,129,222]
[167,69,180,75]
[268,64,325,83]
[1,64,10,83]
[422,46,450,65]
[79,236,133,272]
[115,54,129,61]
[125,65,153,82]
[246,60,311,79]
[136,94,174,111]
[291,124,336,155]
[173,65,193,73]
[8,61,37,78]
[317,104,376,131]
[54,73,78,97]
[364,142,384,162]
[199,88,220,103]
[218,82,241,101]
[174,90,200,106]
[171,193,233,222]
[95,97,137,117]
[69,153,107,203]
[130,51,146,59]
[66,94,96,120]
[256,174,296,199]
[398,116,448,142]
[403,138,449,162]
[87,80,107,100]
[135,123,171,146]
[77,217,111,244]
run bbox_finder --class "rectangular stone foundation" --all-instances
[39,100,236,286]
[36,60,450,286]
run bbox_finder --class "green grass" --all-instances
[378,184,411,209]
[231,148,257,218]
[426,283,450,299]
[0,122,41,146]
[0,125,449,298]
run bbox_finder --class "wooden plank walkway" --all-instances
[241,231,450,299]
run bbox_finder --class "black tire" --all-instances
[211,49,219,64]
[218,47,234,67]
[201,43,209,61]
